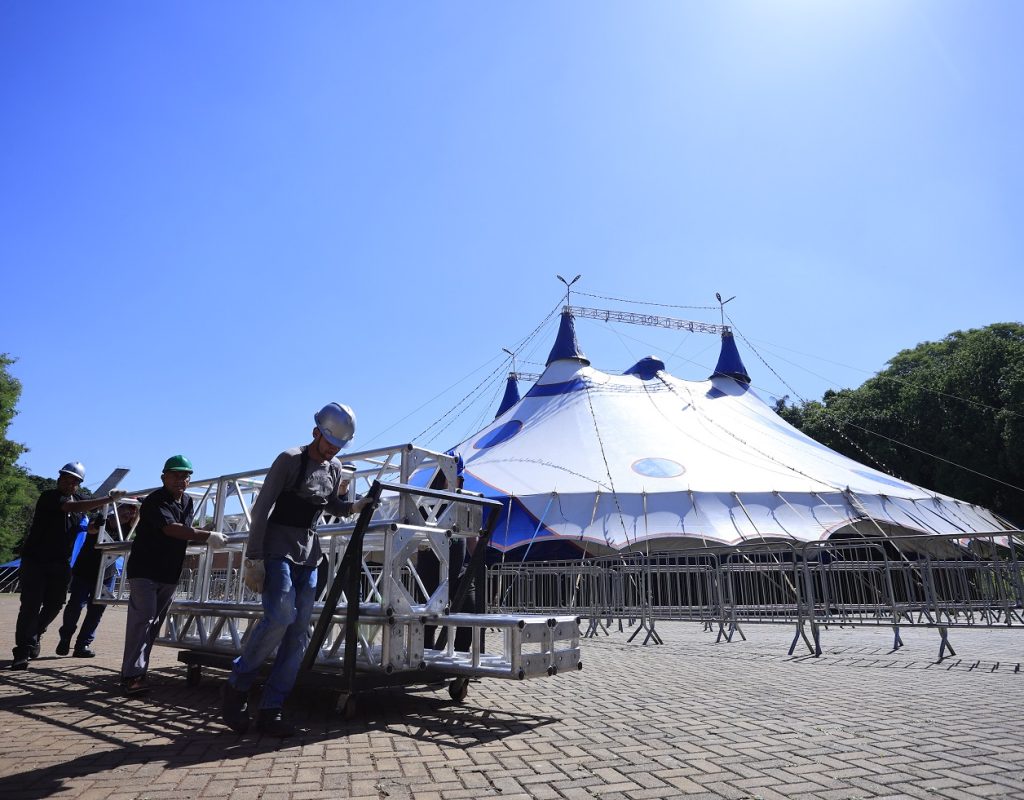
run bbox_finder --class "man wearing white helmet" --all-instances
[11,462,127,669]
[221,402,374,736]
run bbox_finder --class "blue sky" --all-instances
[2,2,1021,493]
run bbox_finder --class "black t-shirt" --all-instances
[127,487,195,585]
[21,489,84,564]
[71,529,118,582]
[73,516,122,581]
[71,531,101,580]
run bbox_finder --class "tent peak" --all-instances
[546,310,590,367]
[495,373,521,418]
[710,330,750,384]
[624,356,665,380]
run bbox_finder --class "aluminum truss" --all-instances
[95,444,580,704]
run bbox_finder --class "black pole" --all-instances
[301,480,384,677]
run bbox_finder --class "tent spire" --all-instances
[495,373,521,418]
[710,329,750,384]
[624,356,665,380]
[546,309,590,366]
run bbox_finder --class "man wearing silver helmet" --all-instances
[11,462,127,669]
[221,402,374,736]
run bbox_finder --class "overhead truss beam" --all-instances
[566,306,728,336]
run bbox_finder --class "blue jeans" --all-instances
[229,557,316,710]
[59,573,115,649]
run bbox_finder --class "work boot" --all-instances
[220,682,250,734]
[122,675,148,696]
[56,639,71,656]
[256,708,295,737]
[73,646,96,658]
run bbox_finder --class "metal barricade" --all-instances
[487,531,1024,661]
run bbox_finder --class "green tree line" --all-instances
[0,354,40,564]
[775,322,1024,527]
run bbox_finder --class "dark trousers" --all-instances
[418,544,478,653]
[121,577,176,680]
[14,560,71,658]
[59,573,114,650]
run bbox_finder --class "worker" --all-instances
[120,455,227,696]
[57,503,139,658]
[11,462,127,670]
[221,403,374,736]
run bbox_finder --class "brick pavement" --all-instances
[1,595,1023,799]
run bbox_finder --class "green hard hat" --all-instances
[163,454,194,473]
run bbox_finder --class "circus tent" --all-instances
[450,311,1013,556]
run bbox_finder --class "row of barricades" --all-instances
[486,531,1024,659]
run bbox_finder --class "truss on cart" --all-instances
[95,444,581,707]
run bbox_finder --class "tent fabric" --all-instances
[546,310,589,366]
[711,330,750,384]
[452,315,1014,554]
[495,374,522,418]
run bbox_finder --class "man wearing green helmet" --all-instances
[119,455,227,695]
[220,403,374,736]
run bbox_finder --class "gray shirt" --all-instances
[245,446,355,565]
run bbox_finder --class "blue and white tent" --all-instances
[452,311,1012,556]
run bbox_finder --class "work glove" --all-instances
[244,558,265,593]
[109,490,128,501]
[206,531,229,549]
[352,496,378,514]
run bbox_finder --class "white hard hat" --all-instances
[314,403,356,448]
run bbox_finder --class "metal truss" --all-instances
[95,443,580,691]
[566,305,729,335]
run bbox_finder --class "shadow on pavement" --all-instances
[0,663,559,798]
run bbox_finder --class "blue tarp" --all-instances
[1,516,89,570]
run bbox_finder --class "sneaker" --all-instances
[73,646,96,658]
[256,708,295,737]
[29,644,41,660]
[122,675,148,696]
[11,656,29,670]
[221,683,250,734]
[56,639,71,656]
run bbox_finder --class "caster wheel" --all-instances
[448,677,469,702]
[186,664,202,687]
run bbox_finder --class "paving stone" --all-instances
[2,599,1024,799]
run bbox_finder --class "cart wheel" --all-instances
[336,693,358,720]
[186,664,202,687]
[448,677,469,703]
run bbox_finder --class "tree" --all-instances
[0,354,39,563]
[781,324,1024,527]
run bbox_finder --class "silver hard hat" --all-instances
[314,403,356,448]
[59,461,86,482]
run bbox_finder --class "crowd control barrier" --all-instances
[487,532,1024,661]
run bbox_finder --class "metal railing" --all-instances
[487,531,1024,660]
